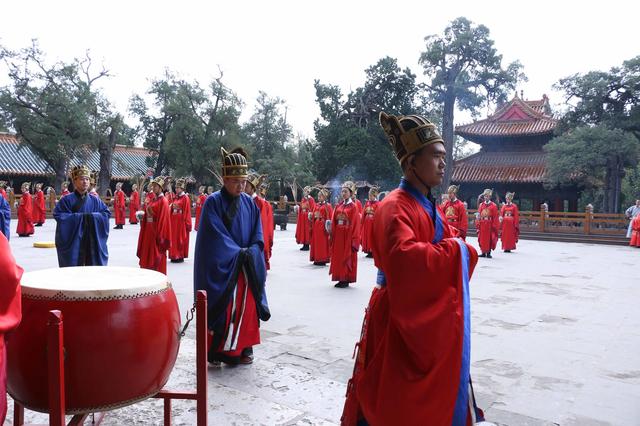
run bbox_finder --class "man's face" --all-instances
[411,143,446,188]
[152,183,162,195]
[318,193,326,202]
[224,177,246,197]
[244,182,255,196]
[636,199,640,207]
[74,176,90,194]
[176,187,184,195]
[483,194,491,203]
[341,188,350,200]
[448,191,456,201]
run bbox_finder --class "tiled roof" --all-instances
[452,151,546,183]
[0,133,55,176]
[0,132,152,180]
[455,95,557,140]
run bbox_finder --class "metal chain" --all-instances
[179,302,197,338]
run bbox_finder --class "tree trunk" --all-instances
[602,164,611,213]
[54,157,69,193]
[98,118,119,196]
[441,89,456,191]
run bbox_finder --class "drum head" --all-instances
[21,266,171,301]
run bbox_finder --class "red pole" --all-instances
[47,310,66,426]
[196,290,208,426]
[164,397,171,425]
[12,401,24,426]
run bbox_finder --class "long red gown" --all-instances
[137,193,171,274]
[500,203,519,251]
[310,201,333,263]
[169,193,192,260]
[630,214,640,247]
[254,196,273,269]
[442,198,468,240]
[295,196,315,245]
[329,200,360,283]
[17,192,34,236]
[0,233,22,424]
[360,200,378,254]
[261,196,274,267]
[129,190,140,224]
[341,186,480,426]
[113,189,126,225]
[194,193,207,231]
[33,189,46,225]
[477,201,499,254]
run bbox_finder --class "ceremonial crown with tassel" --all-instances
[70,165,92,180]
[342,181,356,194]
[246,170,263,189]
[448,185,459,194]
[369,185,380,198]
[221,147,248,178]
[379,112,444,165]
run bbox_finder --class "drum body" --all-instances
[7,266,181,414]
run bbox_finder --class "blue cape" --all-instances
[194,189,270,330]
[0,196,10,240]
[53,192,110,267]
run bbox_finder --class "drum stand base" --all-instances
[12,290,208,426]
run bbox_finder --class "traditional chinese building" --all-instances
[0,132,152,190]
[453,94,577,211]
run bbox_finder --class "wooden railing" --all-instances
[466,206,629,236]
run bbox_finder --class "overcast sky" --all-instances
[2,0,639,138]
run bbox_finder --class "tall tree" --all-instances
[129,71,181,177]
[243,91,291,159]
[544,126,639,213]
[0,41,115,189]
[419,17,524,189]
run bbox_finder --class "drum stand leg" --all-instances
[12,310,105,426]
[154,290,208,426]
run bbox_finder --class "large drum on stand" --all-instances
[7,266,181,414]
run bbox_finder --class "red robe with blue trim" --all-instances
[342,179,480,426]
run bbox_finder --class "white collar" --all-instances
[344,198,353,205]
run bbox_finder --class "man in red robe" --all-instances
[129,183,141,225]
[360,186,380,258]
[342,112,485,426]
[500,192,519,253]
[137,176,171,274]
[33,182,46,226]
[259,180,274,266]
[16,182,34,237]
[0,232,22,424]
[60,181,71,198]
[310,187,333,266]
[443,184,468,240]
[194,185,207,231]
[245,172,273,270]
[113,182,126,229]
[169,178,192,263]
[329,181,360,288]
[476,189,499,258]
[295,186,315,251]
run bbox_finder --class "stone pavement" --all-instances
[3,219,640,425]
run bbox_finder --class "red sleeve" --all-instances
[0,233,22,334]
[155,198,172,251]
[457,201,468,234]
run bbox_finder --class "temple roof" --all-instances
[452,151,546,184]
[455,95,557,141]
[0,132,152,180]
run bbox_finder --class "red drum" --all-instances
[7,266,181,414]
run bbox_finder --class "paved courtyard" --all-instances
[4,219,640,425]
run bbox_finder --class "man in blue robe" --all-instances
[0,195,10,240]
[194,147,270,366]
[53,165,110,267]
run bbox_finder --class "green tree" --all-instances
[0,41,120,190]
[544,126,639,213]
[243,91,291,159]
[419,17,524,189]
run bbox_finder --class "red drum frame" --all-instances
[11,290,208,426]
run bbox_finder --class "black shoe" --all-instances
[170,258,184,263]
[487,252,492,258]
[504,250,511,253]
[239,347,254,364]
[365,252,373,258]
[479,253,486,258]
[313,261,327,266]
[35,223,42,227]
[334,281,349,288]
[302,244,310,251]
